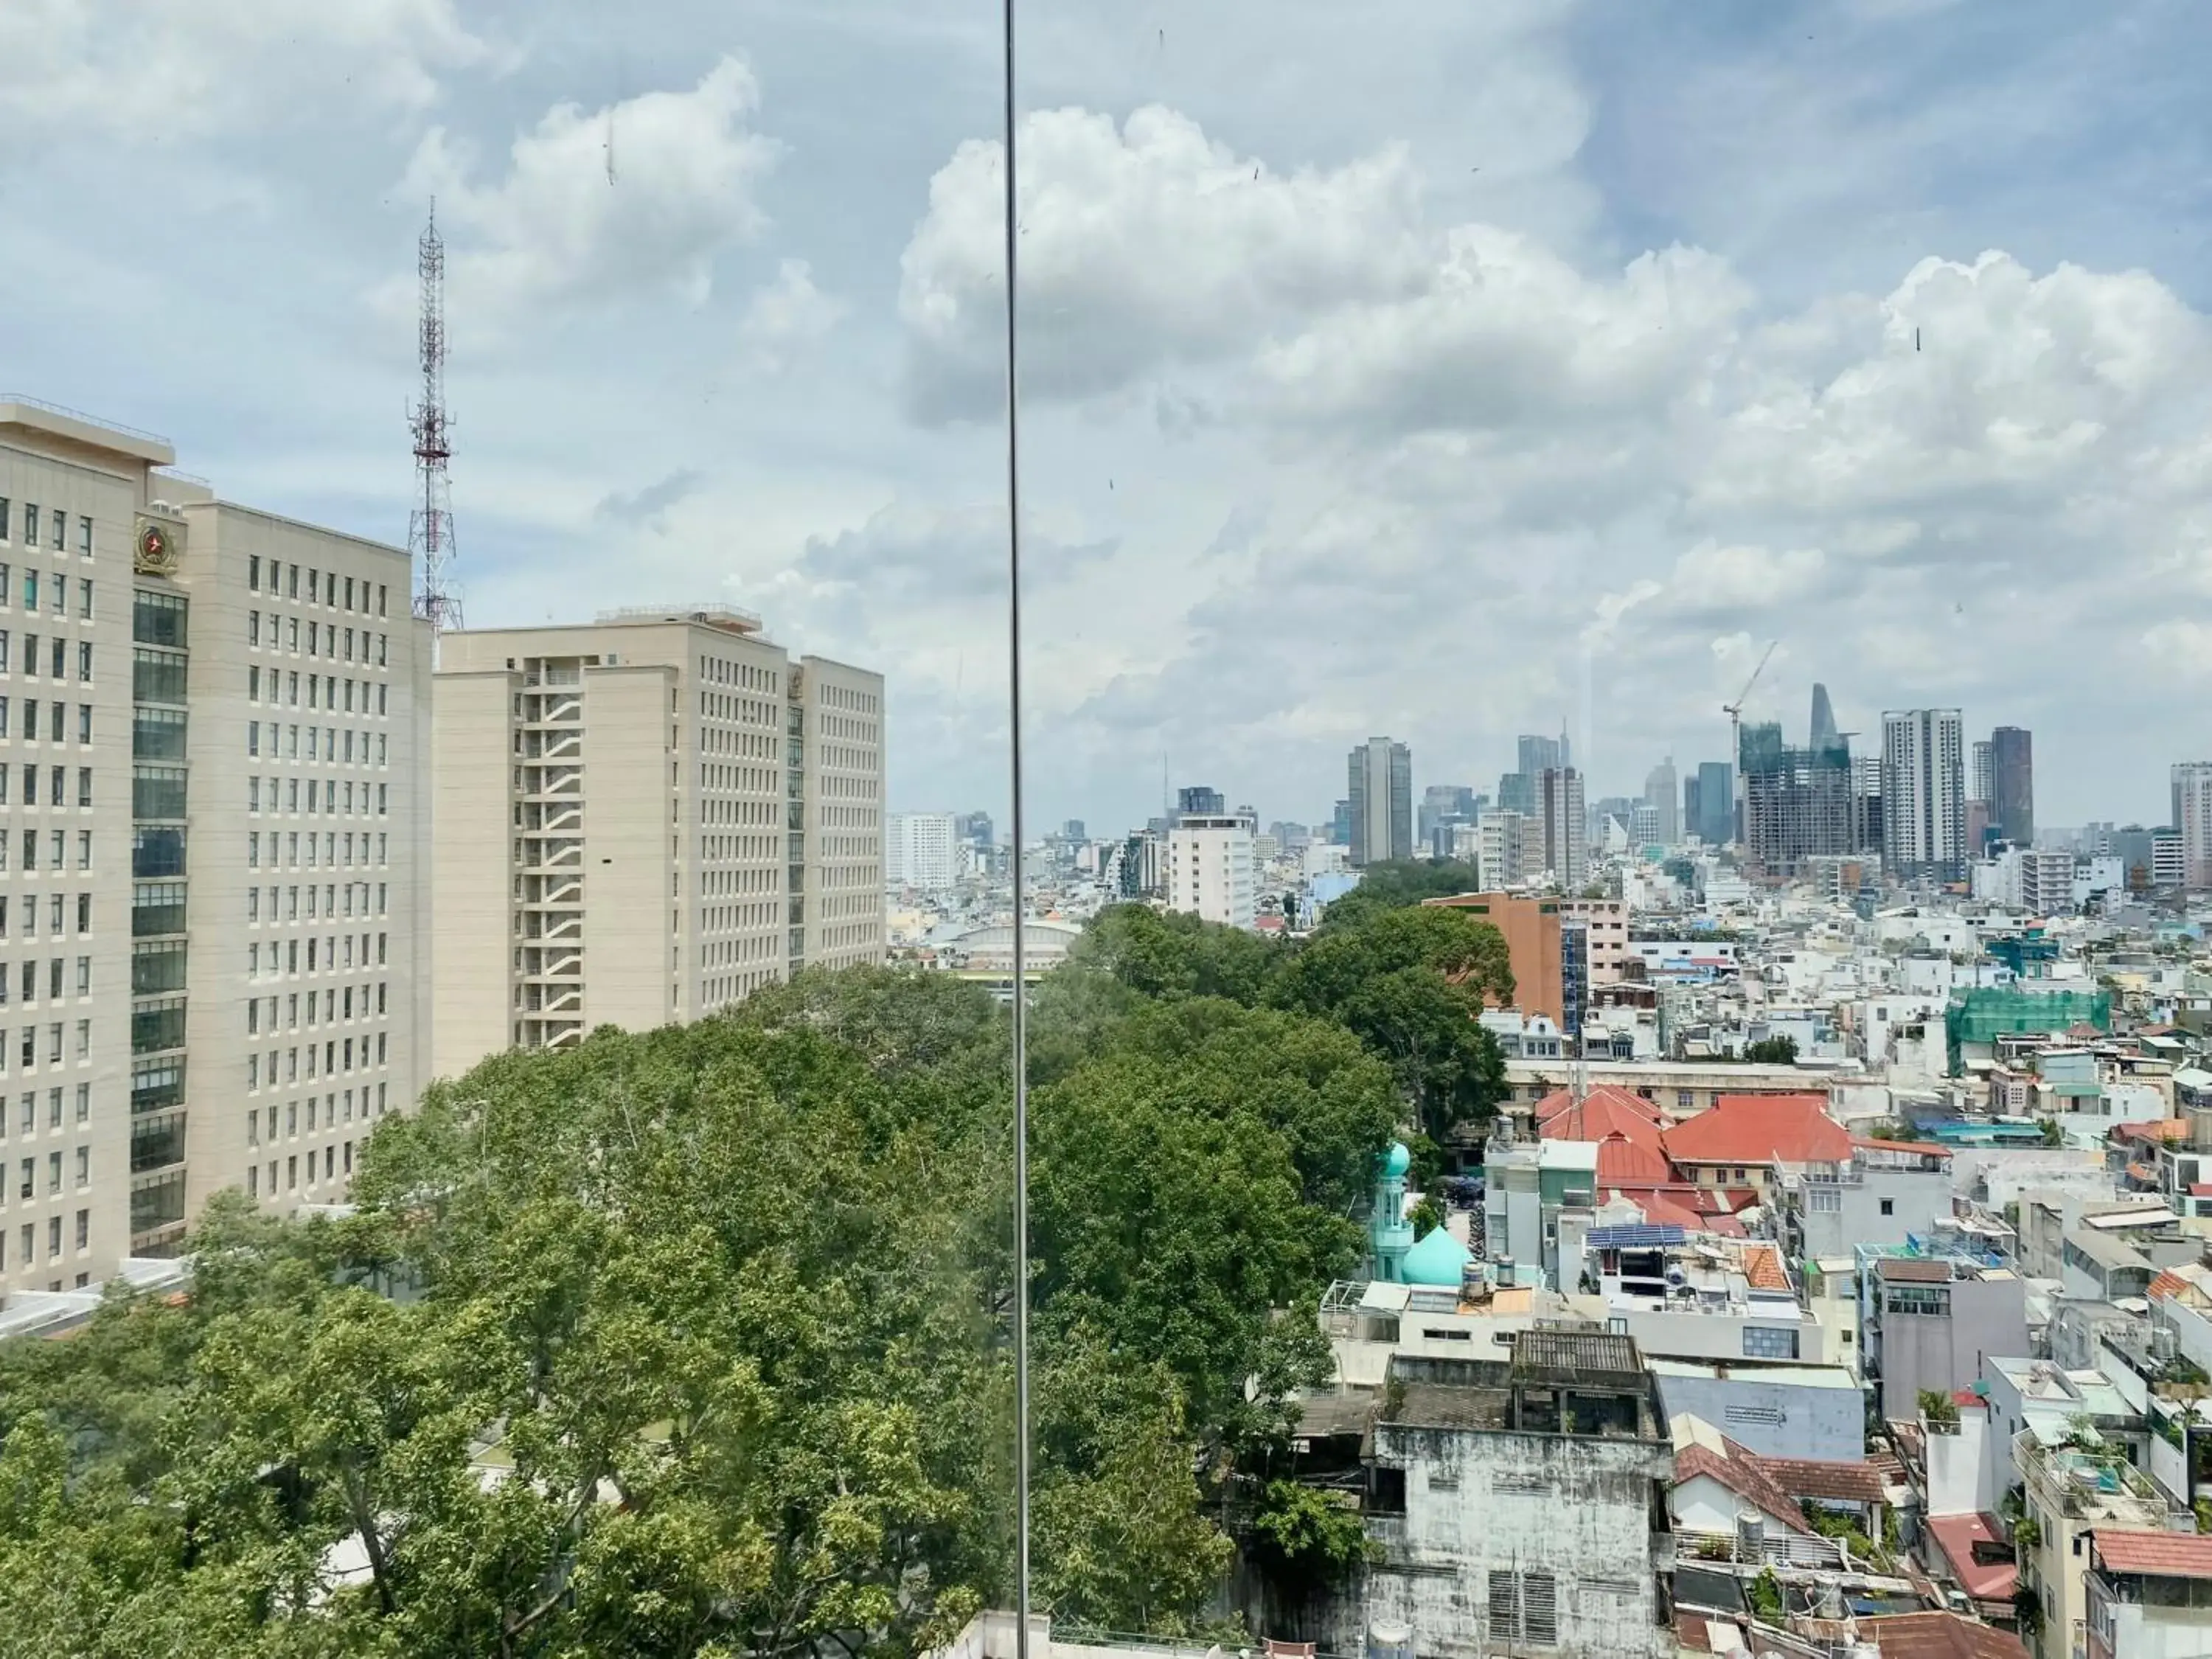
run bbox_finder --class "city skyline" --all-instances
[4,6,2208,835]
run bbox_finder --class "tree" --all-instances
[1739,1035,1798,1064]
[1272,906,1514,1143]
[1309,861,1481,931]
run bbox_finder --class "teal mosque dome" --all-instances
[1401,1223,1472,1287]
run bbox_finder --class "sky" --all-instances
[4,0,2210,833]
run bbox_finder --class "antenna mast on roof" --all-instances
[409,200,462,647]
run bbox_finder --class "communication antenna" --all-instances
[409,201,462,644]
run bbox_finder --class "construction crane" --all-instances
[1723,640,1778,848]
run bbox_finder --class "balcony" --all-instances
[2017,1430,2174,1526]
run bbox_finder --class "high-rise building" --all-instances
[0,397,435,1280]
[1690,761,1733,846]
[1475,810,1529,889]
[1642,758,1679,844]
[1418,784,1476,854]
[1176,785,1224,817]
[1116,828,1164,898]
[1738,722,1855,879]
[1517,733,1564,776]
[954,810,993,849]
[1537,766,1586,888]
[887,813,958,891]
[1971,740,1994,810]
[1496,771,1537,817]
[2172,764,2212,890]
[1809,684,1840,753]
[432,609,882,1074]
[1165,808,1256,930]
[1990,726,2034,847]
[1882,709,1966,882]
[1851,754,1884,854]
[1346,737,1412,867]
[1328,798,1352,847]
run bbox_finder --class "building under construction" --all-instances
[1739,721,1860,879]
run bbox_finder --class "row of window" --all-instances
[0,894,93,933]
[2,1020,93,1068]
[248,832,391,870]
[249,1142,357,1199]
[243,939,389,1008]
[0,958,91,1005]
[0,765,93,807]
[10,1146,91,1200]
[0,574,93,623]
[247,883,389,923]
[247,611,389,667]
[248,779,387,821]
[248,1088,381,1144]
[247,557,389,619]
[1,830,97,874]
[249,934,389,977]
[3,1084,88,1136]
[250,667,389,716]
[1,699,94,743]
[0,1211,91,1276]
[245,1031,389,1087]
[0,635,94,682]
[0,502,92,557]
[247,723,389,768]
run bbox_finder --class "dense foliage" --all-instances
[0,889,1512,1655]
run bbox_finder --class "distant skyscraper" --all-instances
[1537,766,1587,888]
[1882,709,1966,881]
[1419,784,1478,857]
[955,810,994,849]
[1176,785,1224,817]
[1991,726,2034,846]
[1329,798,1352,846]
[1809,684,1840,752]
[1643,757,1680,844]
[1691,761,1733,846]
[2172,763,2212,889]
[1061,818,1086,841]
[1498,771,1537,816]
[1476,809,1530,889]
[1971,740,1994,807]
[1517,733,1563,776]
[1347,738,1413,866]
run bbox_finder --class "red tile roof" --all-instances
[1860,1610,2028,1659]
[1739,1242,1791,1293]
[1753,1455,1887,1504]
[1595,1133,1674,1184]
[2149,1267,2194,1301]
[1537,1085,1667,1147]
[1663,1093,1851,1167]
[2092,1529,2212,1579]
[1672,1441,1813,1536]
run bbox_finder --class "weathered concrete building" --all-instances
[1332,1331,1673,1659]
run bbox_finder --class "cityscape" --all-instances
[7,4,2212,1659]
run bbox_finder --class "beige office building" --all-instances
[0,397,433,1284]
[431,610,882,1077]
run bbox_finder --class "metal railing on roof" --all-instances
[0,392,173,448]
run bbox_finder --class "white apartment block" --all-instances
[1165,812,1256,931]
[431,609,882,1077]
[888,811,958,891]
[1477,809,1529,889]
[0,396,433,1284]
[1883,709,1966,881]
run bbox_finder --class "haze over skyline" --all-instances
[6,0,2210,829]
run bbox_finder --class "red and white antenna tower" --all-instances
[408,201,462,640]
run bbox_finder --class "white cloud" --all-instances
[897,105,1430,419]
[0,0,487,139]
[738,259,846,372]
[402,57,782,315]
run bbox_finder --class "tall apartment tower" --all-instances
[887,812,958,891]
[2171,763,2212,891]
[0,397,433,1284]
[1990,726,2034,847]
[1346,737,1412,867]
[1642,757,1679,844]
[431,610,882,1076]
[1537,765,1587,888]
[1882,709,1966,882]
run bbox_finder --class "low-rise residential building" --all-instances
[1339,1334,1673,1659]
[2086,1529,2212,1659]
[1860,1245,2029,1423]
